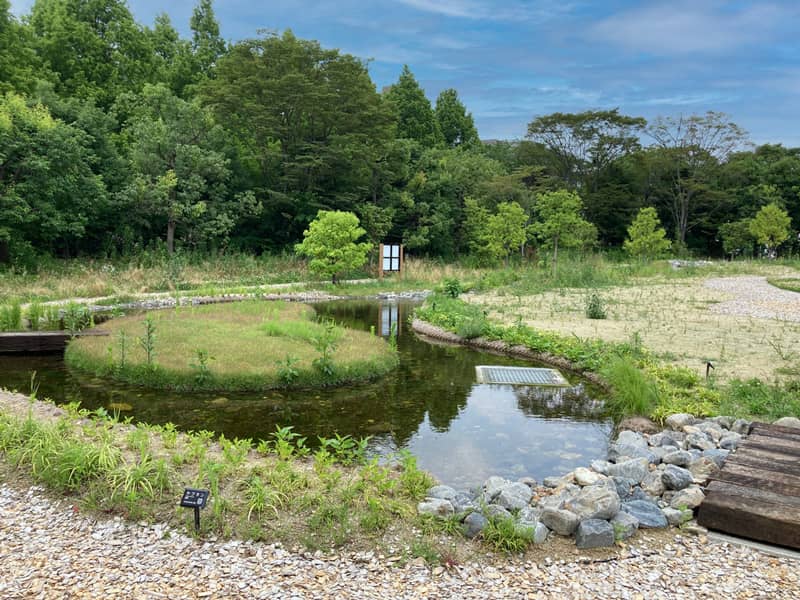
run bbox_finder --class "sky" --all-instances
[10,0,800,146]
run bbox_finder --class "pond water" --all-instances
[0,300,612,488]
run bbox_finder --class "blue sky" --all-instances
[10,1,800,146]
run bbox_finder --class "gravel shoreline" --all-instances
[1,482,797,599]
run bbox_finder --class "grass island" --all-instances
[65,301,399,391]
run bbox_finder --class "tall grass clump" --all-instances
[601,356,659,417]
[0,302,22,331]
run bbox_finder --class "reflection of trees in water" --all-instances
[514,384,604,421]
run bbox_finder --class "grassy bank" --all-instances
[65,301,398,391]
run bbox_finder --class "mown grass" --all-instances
[65,301,398,391]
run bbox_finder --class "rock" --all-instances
[518,476,538,488]
[608,443,657,464]
[607,458,650,483]
[648,431,684,448]
[495,482,533,511]
[518,506,541,524]
[418,498,454,517]
[696,422,724,442]
[774,416,800,429]
[621,500,668,528]
[575,519,615,549]
[590,460,611,475]
[640,471,666,497]
[617,416,659,433]
[662,450,693,467]
[702,449,730,468]
[540,508,580,536]
[426,485,457,501]
[610,477,637,500]
[686,432,715,451]
[649,446,673,462]
[538,489,570,511]
[483,504,512,521]
[542,476,568,488]
[482,476,511,502]
[666,413,696,430]
[669,486,705,510]
[565,486,621,521]
[683,521,708,536]
[731,418,751,435]
[662,465,694,491]
[462,512,487,538]
[719,433,742,451]
[532,522,549,544]
[663,507,694,526]
[688,457,719,483]
[711,416,734,430]
[574,467,603,486]
[610,511,639,540]
[451,492,477,515]
[615,430,649,448]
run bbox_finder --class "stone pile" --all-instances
[418,413,755,549]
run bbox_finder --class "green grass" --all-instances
[600,357,659,417]
[65,301,399,391]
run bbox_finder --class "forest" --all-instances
[1,0,799,270]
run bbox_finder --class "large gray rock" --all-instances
[532,522,549,544]
[426,485,458,501]
[462,512,487,538]
[719,433,742,450]
[648,432,683,448]
[711,416,734,430]
[731,418,751,435]
[610,477,637,501]
[662,450,693,467]
[688,457,719,483]
[686,432,715,451]
[495,482,533,511]
[451,491,477,514]
[565,485,621,521]
[610,511,639,540]
[774,416,800,429]
[696,422,724,442]
[663,506,694,526]
[484,504,512,521]
[418,498,454,517]
[482,476,511,502]
[669,486,705,509]
[540,507,580,536]
[575,519,615,549]
[608,443,657,464]
[620,500,668,528]
[640,471,666,497]
[703,449,730,468]
[662,465,693,491]
[590,460,612,475]
[666,413,696,430]
[574,467,603,486]
[607,458,650,483]
[616,430,649,449]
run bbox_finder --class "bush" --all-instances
[442,278,463,298]
[585,292,607,319]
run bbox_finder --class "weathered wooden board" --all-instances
[0,330,108,354]
[697,422,800,549]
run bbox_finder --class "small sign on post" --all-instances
[180,488,210,532]
[379,243,403,279]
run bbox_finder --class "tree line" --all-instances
[1,0,797,269]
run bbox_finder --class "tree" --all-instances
[718,219,754,259]
[117,83,258,254]
[526,109,646,191]
[484,201,529,265]
[384,65,442,149]
[0,0,41,95]
[623,207,671,259]
[435,89,478,148]
[295,210,371,283]
[531,190,596,274]
[647,111,749,245]
[749,203,791,257]
[190,0,226,78]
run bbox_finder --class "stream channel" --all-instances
[0,299,612,489]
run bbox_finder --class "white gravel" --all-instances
[705,276,800,321]
[1,483,797,599]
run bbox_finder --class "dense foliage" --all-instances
[2,1,799,269]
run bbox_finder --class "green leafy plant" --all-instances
[139,316,157,367]
[585,292,607,319]
[482,516,533,553]
[63,302,93,336]
[190,349,214,384]
[276,355,300,384]
[443,277,463,298]
[26,302,44,331]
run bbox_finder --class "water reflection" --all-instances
[0,299,611,487]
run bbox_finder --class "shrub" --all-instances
[585,292,607,319]
[443,277,463,298]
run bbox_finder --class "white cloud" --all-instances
[395,0,575,22]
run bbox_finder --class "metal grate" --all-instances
[475,365,569,387]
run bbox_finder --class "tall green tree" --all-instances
[531,189,596,273]
[295,210,371,283]
[435,88,478,148]
[484,201,529,265]
[190,0,226,78]
[749,203,791,256]
[623,207,671,259]
[0,0,41,94]
[718,219,754,259]
[384,65,442,149]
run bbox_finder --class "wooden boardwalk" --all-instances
[697,422,800,549]
[0,330,109,354]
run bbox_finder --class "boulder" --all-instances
[608,443,657,464]
[540,507,580,536]
[710,416,734,430]
[484,504,512,521]
[426,485,458,501]
[662,450,693,467]
[640,471,666,497]
[731,418,751,435]
[610,477,637,500]
[620,500,668,528]
[451,491,477,515]
[565,485,621,521]
[666,413,696,430]
[574,467,603,486]
[663,506,694,526]
[418,498,454,517]
[702,449,730,468]
[774,416,800,429]
[669,486,705,509]
[575,519,615,549]
[482,476,511,502]
[590,460,612,475]
[615,430,649,448]
[610,511,639,540]
[532,522,549,544]
[462,512,487,538]
[607,458,650,483]
[686,432,716,451]
[617,416,659,434]
[648,431,683,448]
[662,465,694,491]
[518,476,538,488]
[495,482,533,511]
[688,457,719,483]
[719,433,742,451]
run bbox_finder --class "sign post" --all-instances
[180,488,210,532]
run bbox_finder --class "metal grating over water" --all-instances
[475,366,569,387]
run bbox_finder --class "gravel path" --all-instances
[705,276,800,321]
[1,484,797,599]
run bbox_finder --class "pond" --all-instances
[0,299,612,489]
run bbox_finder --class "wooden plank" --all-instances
[702,479,800,510]
[726,453,800,478]
[0,330,108,354]
[741,434,800,455]
[698,491,800,548]
[750,422,800,441]
[710,468,800,499]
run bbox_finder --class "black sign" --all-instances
[180,488,209,509]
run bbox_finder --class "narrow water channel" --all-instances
[0,299,612,488]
